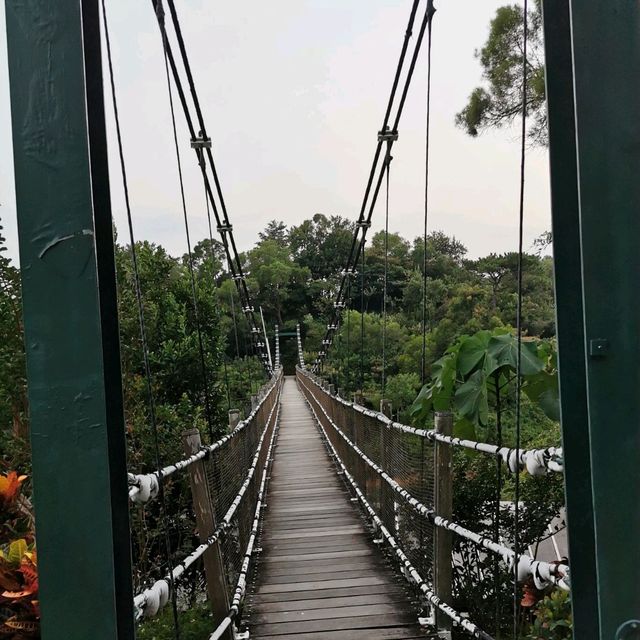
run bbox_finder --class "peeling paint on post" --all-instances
[5,1,134,637]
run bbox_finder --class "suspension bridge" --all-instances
[3,0,639,640]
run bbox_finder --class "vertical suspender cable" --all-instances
[421,0,436,385]
[158,3,215,442]
[101,1,180,636]
[514,0,529,636]
[346,277,352,394]
[381,148,392,398]
[360,239,366,392]
[229,289,241,359]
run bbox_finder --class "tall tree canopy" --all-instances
[456,0,547,144]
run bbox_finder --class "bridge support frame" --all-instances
[543,0,640,636]
[5,0,134,637]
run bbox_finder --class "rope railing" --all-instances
[298,374,570,591]
[128,370,283,503]
[300,370,563,476]
[133,373,283,621]
[298,370,494,640]
[274,325,280,370]
[208,389,281,640]
[296,323,306,369]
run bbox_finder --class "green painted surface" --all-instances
[5,1,134,637]
[569,1,640,634]
[541,1,599,637]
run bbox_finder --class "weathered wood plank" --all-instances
[246,377,423,639]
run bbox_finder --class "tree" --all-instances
[288,213,353,280]
[0,220,27,438]
[245,240,309,326]
[258,220,288,246]
[456,1,547,144]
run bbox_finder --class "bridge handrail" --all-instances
[298,372,495,640]
[128,368,283,503]
[297,367,563,476]
[208,392,281,640]
[133,374,283,621]
[297,368,570,593]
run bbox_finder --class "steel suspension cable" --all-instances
[160,17,215,441]
[315,0,436,371]
[421,0,435,385]
[360,239,366,392]
[514,1,530,635]
[164,0,266,355]
[148,0,269,374]
[100,1,180,635]
[381,149,392,398]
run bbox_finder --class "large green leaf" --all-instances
[457,331,492,376]
[486,334,544,376]
[453,416,477,440]
[454,370,489,426]
[524,370,560,421]
[431,353,456,411]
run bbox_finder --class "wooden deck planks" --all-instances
[246,377,428,639]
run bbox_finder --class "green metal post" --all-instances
[568,1,640,636]
[5,1,134,638]
[541,1,598,637]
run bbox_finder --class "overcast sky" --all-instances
[0,0,550,265]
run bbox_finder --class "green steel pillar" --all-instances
[569,1,640,636]
[5,1,134,638]
[541,1,599,637]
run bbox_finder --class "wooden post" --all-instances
[434,412,453,637]
[380,399,392,419]
[183,429,232,639]
[228,409,241,431]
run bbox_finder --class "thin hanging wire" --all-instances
[159,7,215,442]
[381,148,392,398]
[494,375,503,636]
[514,0,529,636]
[421,0,436,385]
[200,181,232,409]
[101,1,180,635]
[360,239,366,393]
[229,289,241,359]
[222,358,231,412]
[346,277,352,394]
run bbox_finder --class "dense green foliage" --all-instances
[456,0,547,144]
[0,213,565,637]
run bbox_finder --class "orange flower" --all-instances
[0,472,27,504]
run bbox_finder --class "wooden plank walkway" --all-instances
[246,376,428,639]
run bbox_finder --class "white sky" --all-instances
[0,0,551,264]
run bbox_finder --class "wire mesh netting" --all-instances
[206,370,282,608]
[296,368,435,593]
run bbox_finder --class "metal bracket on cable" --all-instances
[377,128,398,143]
[356,220,371,229]
[190,134,212,149]
[242,306,255,313]
[334,302,346,309]
[322,339,332,346]
[327,324,339,331]
[217,223,233,234]
[341,267,358,277]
